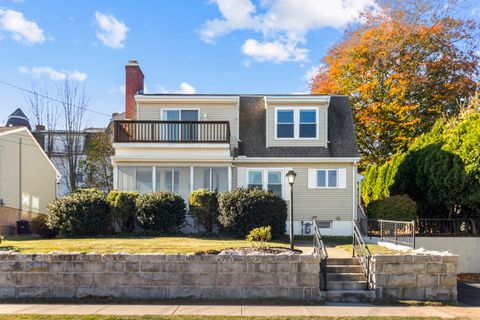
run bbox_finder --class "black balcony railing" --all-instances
[113,120,230,143]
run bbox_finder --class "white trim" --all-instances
[264,97,268,148]
[227,166,232,191]
[265,96,331,103]
[152,166,157,192]
[274,106,319,140]
[325,106,329,146]
[353,161,357,221]
[0,127,61,178]
[234,157,360,163]
[113,166,118,189]
[135,95,239,104]
[113,143,230,149]
[189,166,194,194]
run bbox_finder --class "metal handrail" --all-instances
[361,219,415,248]
[352,220,373,290]
[313,219,328,291]
[113,120,231,143]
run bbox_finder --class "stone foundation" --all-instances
[0,253,321,300]
[371,254,458,302]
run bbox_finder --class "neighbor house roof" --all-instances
[5,108,31,130]
[237,95,359,158]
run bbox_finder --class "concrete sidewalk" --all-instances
[0,303,479,318]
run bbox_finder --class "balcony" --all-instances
[113,120,230,144]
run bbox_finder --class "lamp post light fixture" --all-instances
[286,170,297,251]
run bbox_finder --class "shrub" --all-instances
[218,188,287,239]
[367,195,417,221]
[136,192,186,232]
[246,226,272,249]
[47,188,111,235]
[189,189,219,232]
[107,190,138,232]
[30,215,57,238]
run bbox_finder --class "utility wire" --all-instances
[0,79,112,117]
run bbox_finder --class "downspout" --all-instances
[18,137,22,221]
[352,160,358,235]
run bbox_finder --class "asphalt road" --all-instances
[457,280,480,306]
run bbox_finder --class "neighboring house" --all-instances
[34,127,105,196]
[0,126,60,234]
[111,60,361,235]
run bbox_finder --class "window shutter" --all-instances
[237,167,246,188]
[307,169,316,189]
[338,168,347,189]
[283,167,293,200]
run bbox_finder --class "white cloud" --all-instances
[0,9,45,45]
[179,82,196,94]
[242,38,308,63]
[95,12,128,49]
[18,66,87,81]
[200,0,376,63]
[199,0,260,42]
[156,82,197,94]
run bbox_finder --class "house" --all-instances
[0,126,60,234]
[33,126,105,195]
[111,60,361,235]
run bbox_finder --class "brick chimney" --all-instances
[125,60,144,119]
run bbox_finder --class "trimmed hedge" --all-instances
[367,195,417,221]
[189,189,219,233]
[47,188,111,235]
[107,190,138,232]
[30,215,57,239]
[218,188,287,239]
[136,191,186,232]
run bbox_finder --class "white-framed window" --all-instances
[246,169,283,197]
[308,168,347,189]
[275,107,318,139]
[317,169,337,188]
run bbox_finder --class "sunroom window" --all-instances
[193,167,228,192]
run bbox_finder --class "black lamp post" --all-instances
[286,170,297,251]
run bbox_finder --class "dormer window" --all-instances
[275,107,318,139]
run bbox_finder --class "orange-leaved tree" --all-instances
[311,1,478,165]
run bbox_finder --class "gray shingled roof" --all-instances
[238,96,359,158]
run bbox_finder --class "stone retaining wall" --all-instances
[0,253,321,300]
[371,254,458,302]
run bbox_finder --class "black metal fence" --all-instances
[360,218,480,242]
[360,219,416,248]
[416,219,480,236]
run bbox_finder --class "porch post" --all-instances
[228,166,232,191]
[189,166,194,194]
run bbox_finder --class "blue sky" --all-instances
[0,0,478,127]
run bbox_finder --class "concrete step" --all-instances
[326,265,363,273]
[326,273,366,281]
[327,258,359,265]
[322,289,375,303]
[325,280,368,290]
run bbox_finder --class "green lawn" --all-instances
[0,316,446,320]
[322,236,401,255]
[0,235,290,254]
